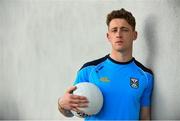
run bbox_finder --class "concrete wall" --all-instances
[0,0,180,120]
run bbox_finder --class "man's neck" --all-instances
[110,50,133,63]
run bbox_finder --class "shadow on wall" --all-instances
[144,15,158,68]
[143,14,159,120]
[167,1,180,120]
[144,9,180,119]
[169,0,180,7]
[0,96,19,119]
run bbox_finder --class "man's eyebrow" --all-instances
[111,27,117,30]
[110,26,129,30]
[120,26,129,29]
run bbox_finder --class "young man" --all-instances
[58,8,154,120]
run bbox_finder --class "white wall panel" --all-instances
[0,0,180,120]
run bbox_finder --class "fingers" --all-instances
[66,86,77,94]
[78,103,88,108]
[71,107,79,112]
[69,95,89,109]
[71,94,88,100]
[71,103,89,108]
[61,86,89,111]
[70,99,89,104]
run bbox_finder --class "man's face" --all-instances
[107,18,137,53]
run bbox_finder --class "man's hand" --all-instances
[140,107,151,120]
[58,86,89,116]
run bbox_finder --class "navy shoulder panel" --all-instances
[80,55,108,70]
[134,59,153,75]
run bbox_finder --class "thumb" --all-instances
[66,86,77,94]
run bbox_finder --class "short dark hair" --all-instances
[106,8,136,30]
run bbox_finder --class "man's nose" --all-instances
[116,30,123,38]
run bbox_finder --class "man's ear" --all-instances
[107,32,110,42]
[133,31,138,41]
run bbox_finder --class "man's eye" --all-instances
[121,29,129,32]
[112,29,117,32]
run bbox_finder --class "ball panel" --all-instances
[72,82,103,116]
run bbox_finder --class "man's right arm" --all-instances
[58,65,90,117]
[58,98,74,117]
[57,86,89,117]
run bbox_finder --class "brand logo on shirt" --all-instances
[100,77,110,83]
[130,78,139,89]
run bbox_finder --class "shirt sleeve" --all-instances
[73,66,91,85]
[140,73,154,107]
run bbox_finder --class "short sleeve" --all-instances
[73,66,93,85]
[140,73,154,107]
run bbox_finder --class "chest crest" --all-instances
[130,77,139,89]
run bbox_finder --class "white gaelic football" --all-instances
[72,82,103,118]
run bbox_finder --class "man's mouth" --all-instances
[115,40,123,44]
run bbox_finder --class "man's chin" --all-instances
[115,48,126,52]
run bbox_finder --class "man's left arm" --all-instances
[140,107,150,120]
[140,72,154,120]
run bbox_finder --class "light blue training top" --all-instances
[73,55,153,120]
